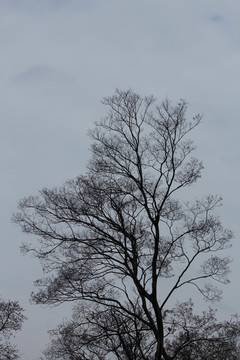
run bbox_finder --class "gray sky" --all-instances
[1,0,240,358]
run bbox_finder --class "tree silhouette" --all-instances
[0,297,26,360]
[13,89,238,359]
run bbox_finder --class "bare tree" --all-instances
[42,300,240,360]
[13,89,236,359]
[0,297,26,360]
[163,300,240,359]
[43,302,154,360]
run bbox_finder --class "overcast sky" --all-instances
[1,0,240,358]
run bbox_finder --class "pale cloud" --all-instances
[11,65,71,85]
[0,0,97,16]
[210,14,224,22]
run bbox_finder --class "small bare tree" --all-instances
[43,301,240,360]
[13,89,236,359]
[0,297,26,360]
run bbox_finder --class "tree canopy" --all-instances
[0,297,26,360]
[13,89,239,359]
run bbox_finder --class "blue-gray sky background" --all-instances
[0,0,240,358]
